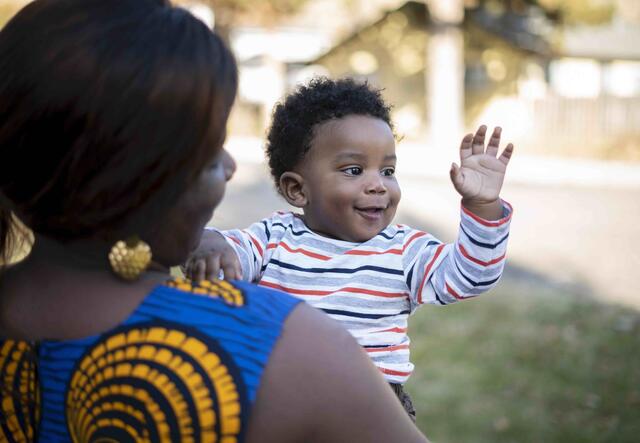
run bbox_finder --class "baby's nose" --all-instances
[365,174,387,193]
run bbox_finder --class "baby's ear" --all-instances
[279,172,307,207]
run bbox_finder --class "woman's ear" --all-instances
[279,172,307,208]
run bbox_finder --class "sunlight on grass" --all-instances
[406,280,640,443]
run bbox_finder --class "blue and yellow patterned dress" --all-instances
[0,278,301,442]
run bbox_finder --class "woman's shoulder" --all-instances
[155,277,302,320]
[121,278,303,359]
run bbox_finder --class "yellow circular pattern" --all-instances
[66,324,245,443]
[165,278,245,307]
[0,340,40,443]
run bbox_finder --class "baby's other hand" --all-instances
[450,125,514,203]
[184,230,242,281]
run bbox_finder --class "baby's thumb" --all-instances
[449,163,459,183]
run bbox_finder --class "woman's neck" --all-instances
[0,235,170,341]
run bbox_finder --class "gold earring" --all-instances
[108,236,152,281]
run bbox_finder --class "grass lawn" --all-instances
[406,279,640,443]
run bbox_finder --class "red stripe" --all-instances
[366,344,409,353]
[341,287,406,298]
[229,236,241,245]
[259,281,406,298]
[417,244,446,304]
[247,232,263,258]
[378,327,407,334]
[345,248,402,256]
[279,242,331,261]
[461,200,512,227]
[458,244,505,267]
[445,282,463,300]
[266,243,277,250]
[378,367,411,377]
[403,231,427,252]
[259,281,329,295]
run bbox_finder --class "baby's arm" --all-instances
[404,203,511,307]
[405,126,513,306]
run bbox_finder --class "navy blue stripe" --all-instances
[269,259,403,276]
[321,308,410,319]
[261,220,271,239]
[376,229,405,240]
[454,261,500,287]
[460,224,509,249]
[405,240,441,253]
[271,222,308,237]
[406,265,414,288]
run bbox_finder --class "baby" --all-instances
[187,77,514,420]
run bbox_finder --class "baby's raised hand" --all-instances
[183,230,242,281]
[449,125,513,219]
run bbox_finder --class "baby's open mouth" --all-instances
[355,206,386,220]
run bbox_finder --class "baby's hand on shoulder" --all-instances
[183,229,242,281]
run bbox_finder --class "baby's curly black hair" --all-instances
[265,77,394,189]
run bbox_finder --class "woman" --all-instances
[0,0,428,441]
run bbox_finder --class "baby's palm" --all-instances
[450,126,513,203]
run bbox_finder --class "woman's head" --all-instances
[0,0,237,265]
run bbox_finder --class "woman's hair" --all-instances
[265,77,393,189]
[0,0,237,264]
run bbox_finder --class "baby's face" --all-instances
[298,115,400,243]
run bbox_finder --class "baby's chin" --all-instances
[340,228,386,243]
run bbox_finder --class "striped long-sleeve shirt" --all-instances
[217,201,512,383]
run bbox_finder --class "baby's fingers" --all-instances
[220,254,242,281]
[459,133,474,161]
[486,127,502,157]
[471,125,487,155]
[498,143,514,166]
[188,258,207,282]
[204,254,221,281]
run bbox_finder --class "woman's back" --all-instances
[0,278,300,442]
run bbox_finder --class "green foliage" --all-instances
[406,280,640,442]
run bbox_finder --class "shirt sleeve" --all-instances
[208,215,276,283]
[403,200,512,310]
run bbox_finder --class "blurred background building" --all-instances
[171,0,640,161]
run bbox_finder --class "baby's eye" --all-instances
[342,166,362,176]
[381,167,395,177]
